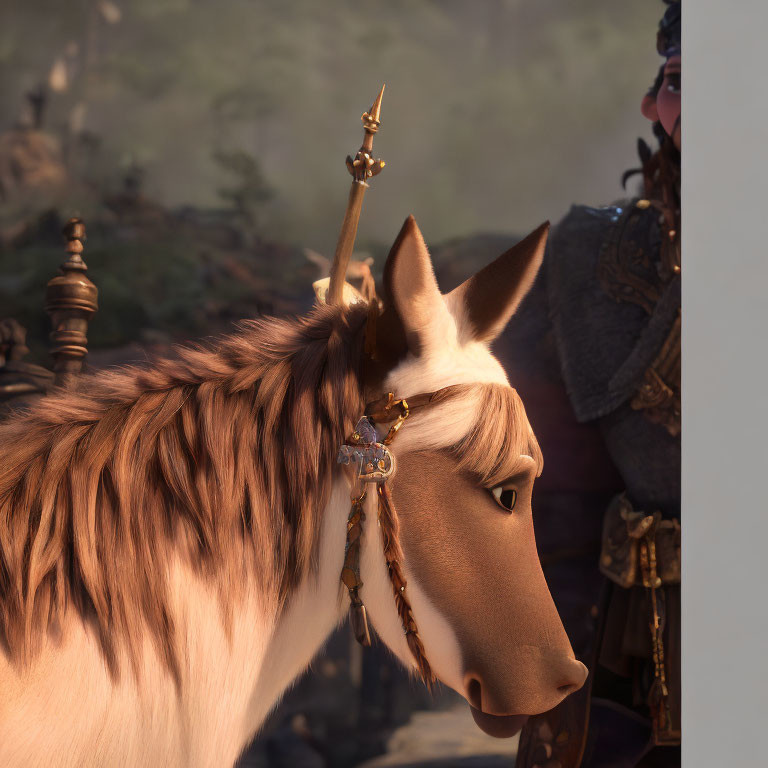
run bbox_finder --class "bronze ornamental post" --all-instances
[45,217,98,388]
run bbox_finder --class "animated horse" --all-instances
[0,216,586,767]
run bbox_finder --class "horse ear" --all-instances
[380,215,450,357]
[447,221,549,344]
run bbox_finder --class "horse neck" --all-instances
[144,314,369,754]
[201,476,352,751]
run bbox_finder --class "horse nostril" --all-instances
[556,659,588,698]
[466,676,483,710]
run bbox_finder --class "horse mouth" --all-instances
[470,706,529,738]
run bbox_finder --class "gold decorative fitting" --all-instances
[636,199,651,209]
[383,394,410,444]
[345,85,386,183]
[346,150,385,182]
[597,492,680,744]
[350,488,367,506]
[384,392,408,414]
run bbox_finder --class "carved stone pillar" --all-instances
[45,218,98,388]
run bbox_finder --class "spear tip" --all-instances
[369,84,385,123]
[329,85,387,306]
[362,84,385,133]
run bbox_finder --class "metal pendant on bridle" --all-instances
[336,416,395,482]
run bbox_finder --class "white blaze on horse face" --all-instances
[358,487,465,693]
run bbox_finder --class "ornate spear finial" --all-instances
[45,217,98,388]
[327,85,386,306]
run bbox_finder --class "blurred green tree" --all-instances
[213,149,274,240]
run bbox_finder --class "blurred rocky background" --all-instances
[0,1,659,764]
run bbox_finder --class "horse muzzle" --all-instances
[469,708,530,738]
[463,653,588,738]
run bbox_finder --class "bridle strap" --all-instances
[376,480,434,684]
[364,383,464,425]
[340,384,467,687]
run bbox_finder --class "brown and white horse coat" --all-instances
[0,216,584,766]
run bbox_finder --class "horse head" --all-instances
[357,216,587,737]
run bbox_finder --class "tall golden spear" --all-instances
[326,85,386,306]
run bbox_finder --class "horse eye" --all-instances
[490,486,517,512]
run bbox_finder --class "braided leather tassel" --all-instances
[341,489,372,647]
[377,481,435,685]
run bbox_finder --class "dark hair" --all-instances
[657,1,682,57]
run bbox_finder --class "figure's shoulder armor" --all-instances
[546,200,680,422]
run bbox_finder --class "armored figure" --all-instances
[511,3,681,766]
